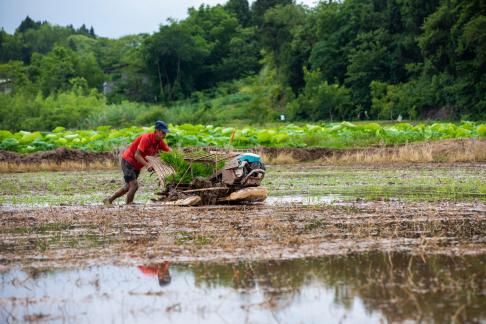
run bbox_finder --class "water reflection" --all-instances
[137,261,171,287]
[196,253,486,322]
[1,252,484,323]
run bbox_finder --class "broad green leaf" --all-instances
[477,124,486,137]
[19,132,42,144]
[0,138,19,150]
[0,130,13,140]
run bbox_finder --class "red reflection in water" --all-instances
[138,261,171,287]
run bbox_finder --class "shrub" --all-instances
[289,69,353,121]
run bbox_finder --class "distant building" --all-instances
[103,81,115,96]
[0,79,12,94]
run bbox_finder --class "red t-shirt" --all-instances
[122,133,170,170]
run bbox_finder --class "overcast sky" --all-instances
[0,0,318,38]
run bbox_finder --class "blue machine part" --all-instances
[237,153,261,163]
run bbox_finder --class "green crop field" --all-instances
[1,121,485,153]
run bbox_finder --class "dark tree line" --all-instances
[0,0,484,121]
[285,0,485,120]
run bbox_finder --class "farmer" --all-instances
[104,120,171,205]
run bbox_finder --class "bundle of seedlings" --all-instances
[152,150,226,203]
[148,149,268,205]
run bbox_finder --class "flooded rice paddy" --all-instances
[1,163,485,322]
[2,253,484,323]
[0,163,485,206]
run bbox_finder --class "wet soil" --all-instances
[1,201,484,269]
[1,163,484,322]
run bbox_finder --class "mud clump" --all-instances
[154,178,230,205]
[0,148,116,164]
[190,176,213,189]
[0,148,118,172]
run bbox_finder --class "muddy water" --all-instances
[1,252,484,323]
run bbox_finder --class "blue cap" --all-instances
[155,120,170,133]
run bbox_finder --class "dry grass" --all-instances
[325,144,434,164]
[0,160,117,173]
[439,139,486,162]
[323,139,486,165]
[260,152,297,165]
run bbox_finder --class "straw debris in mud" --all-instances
[1,201,484,268]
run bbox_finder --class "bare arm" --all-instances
[134,150,150,169]
[161,140,171,152]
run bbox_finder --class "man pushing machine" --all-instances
[104,120,171,205]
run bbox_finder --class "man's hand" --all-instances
[135,149,152,171]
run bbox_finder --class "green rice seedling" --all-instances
[160,151,224,184]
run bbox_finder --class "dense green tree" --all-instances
[289,68,353,121]
[21,24,74,55]
[7,19,100,65]
[415,0,485,118]
[419,2,457,75]
[369,0,486,121]
[220,26,261,79]
[306,0,443,114]
[0,0,483,122]
[142,23,209,101]
[15,16,42,34]
[225,0,251,27]
[346,28,393,111]
[261,4,309,94]
[78,24,88,35]
[182,5,242,88]
[308,2,350,85]
[66,34,97,53]
[31,46,78,95]
[92,37,132,72]
[251,0,293,27]
[0,29,23,63]
[0,60,31,91]
[107,36,154,103]
[76,52,104,89]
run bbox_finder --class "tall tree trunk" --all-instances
[176,57,181,84]
[156,60,164,100]
[164,68,171,100]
